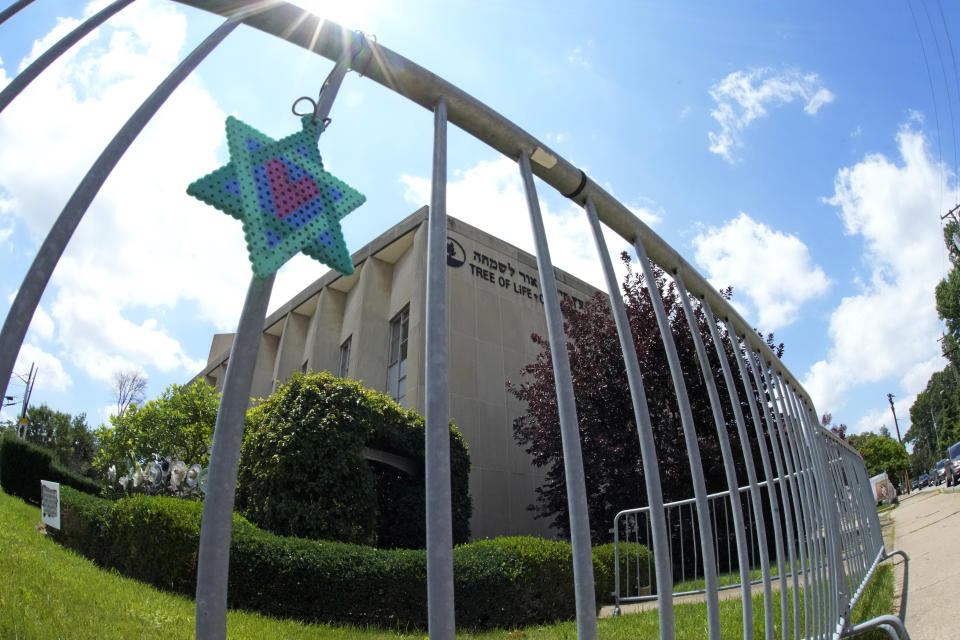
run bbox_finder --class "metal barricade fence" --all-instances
[0,2,910,639]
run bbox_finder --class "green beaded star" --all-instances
[187,115,365,277]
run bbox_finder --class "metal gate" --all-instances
[0,2,910,638]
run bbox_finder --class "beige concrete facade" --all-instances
[196,207,601,539]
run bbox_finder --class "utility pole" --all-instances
[13,363,36,439]
[888,393,911,494]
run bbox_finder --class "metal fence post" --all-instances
[518,153,597,640]
[701,302,774,639]
[425,99,455,640]
[673,275,753,639]
[583,197,674,637]
[631,242,721,639]
[745,347,802,639]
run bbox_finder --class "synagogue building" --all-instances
[195,206,601,539]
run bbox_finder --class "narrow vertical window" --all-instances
[386,304,409,403]
[338,336,352,378]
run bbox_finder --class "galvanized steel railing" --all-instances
[0,1,910,639]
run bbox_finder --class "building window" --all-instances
[338,336,352,378]
[386,304,409,403]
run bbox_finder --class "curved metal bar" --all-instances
[583,197,674,636]
[425,99,455,640]
[702,302,774,639]
[883,549,910,623]
[0,0,34,26]
[0,12,246,406]
[195,14,350,638]
[794,391,848,635]
[673,274,753,639]
[632,241,721,639]
[843,614,911,640]
[194,273,275,639]
[768,371,817,637]
[518,153,597,640]
[781,382,831,638]
[0,0,137,114]
[726,321,790,640]
[746,347,802,639]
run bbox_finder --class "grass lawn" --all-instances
[0,489,894,639]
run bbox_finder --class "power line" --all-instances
[907,0,945,211]
[923,0,959,180]
[936,0,960,201]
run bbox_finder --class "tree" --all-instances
[508,253,783,543]
[112,369,147,418]
[94,380,219,477]
[936,217,960,367]
[847,430,909,485]
[822,413,847,440]
[22,405,96,475]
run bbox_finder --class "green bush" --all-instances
[0,432,100,503]
[237,371,471,549]
[593,540,653,598]
[53,488,645,629]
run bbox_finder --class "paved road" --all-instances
[889,487,960,639]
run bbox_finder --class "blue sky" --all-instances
[1,0,958,440]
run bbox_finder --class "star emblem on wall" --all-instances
[187,115,365,277]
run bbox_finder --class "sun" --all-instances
[287,0,383,31]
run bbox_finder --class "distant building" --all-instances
[195,206,601,539]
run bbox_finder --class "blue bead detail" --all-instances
[282,198,324,229]
[327,186,344,202]
[223,177,241,196]
[278,155,310,183]
[264,228,282,248]
[246,137,263,152]
[317,229,334,247]
[252,163,277,216]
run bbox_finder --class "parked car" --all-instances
[947,441,960,487]
[936,459,951,486]
[919,472,931,488]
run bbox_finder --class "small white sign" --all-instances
[40,480,60,530]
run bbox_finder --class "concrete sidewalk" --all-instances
[887,487,960,638]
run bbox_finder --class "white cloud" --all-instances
[31,305,55,342]
[50,291,205,383]
[13,342,72,393]
[708,68,834,162]
[693,213,829,330]
[568,41,593,68]
[0,1,246,382]
[399,156,654,292]
[804,126,954,422]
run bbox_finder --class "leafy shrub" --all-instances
[593,540,652,598]
[0,432,100,503]
[237,372,471,548]
[53,488,645,629]
[94,380,220,479]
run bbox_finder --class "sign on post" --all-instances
[40,480,60,529]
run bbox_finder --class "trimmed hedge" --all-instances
[53,487,650,629]
[0,432,100,504]
[238,372,472,549]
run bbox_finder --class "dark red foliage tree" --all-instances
[508,253,784,543]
